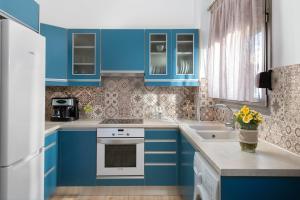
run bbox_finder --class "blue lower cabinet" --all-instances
[145,129,178,140]
[145,165,177,186]
[144,129,179,186]
[221,176,300,200]
[44,168,57,200]
[44,132,58,200]
[58,130,97,186]
[145,154,177,163]
[145,142,177,151]
[179,133,195,200]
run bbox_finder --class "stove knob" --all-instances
[112,133,115,136]
[127,133,130,136]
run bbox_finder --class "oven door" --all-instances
[97,138,144,176]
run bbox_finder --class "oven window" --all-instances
[105,145,137,168]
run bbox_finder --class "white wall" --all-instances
[272,0,300,67]
[197,0,213,78]
[40,0,199,29]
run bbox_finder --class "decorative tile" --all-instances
[201,64,300,155]
[46,77,199,121]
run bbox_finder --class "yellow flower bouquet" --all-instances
[234,105,263,153]
[83,103,93,114]
[234,105,263,130]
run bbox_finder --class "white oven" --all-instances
[97,128,144,177]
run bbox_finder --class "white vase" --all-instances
[239,129,258,153]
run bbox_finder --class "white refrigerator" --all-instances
[0,19,45,200]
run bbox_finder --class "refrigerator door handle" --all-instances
[0,148,43,168]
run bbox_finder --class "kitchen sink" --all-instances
[188,124,238,141]
[189,125,233,131]
[196,131,238,140]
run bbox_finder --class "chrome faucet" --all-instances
[209,104,235,129]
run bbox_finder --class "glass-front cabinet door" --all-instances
[145,30,172,85]
[149,34,167,75]
[172,29,199,83]
[73,33,96,75]
[176,34,194,75]
[68,29,101,86]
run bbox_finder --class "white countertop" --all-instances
[45,119,300,177]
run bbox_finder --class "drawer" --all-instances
[45,142,57,173]
[145,153,177,163]
[44,167,57,200]
[145,165,177,186]
[145,129,178,140]
[145,142,177,151]
[45,132,58,147]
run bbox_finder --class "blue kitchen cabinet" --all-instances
[145,165,177,186]
[145,29,199,86]
[44,132,58,200]
[40,24,68,86]
[171,29,199,86]
[67,29,101,86]
[101,29,145,73]
[58,130,97,186]
[144,129,179,186]
[179,133,195,200]
[0,0,39,31]
[221,176,300,200]
[145,30,173,86]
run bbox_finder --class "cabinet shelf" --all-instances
[151,52,166,55]
[151,41,167,43]
[74,46,95,49]
[73,63,95,65]
[177,52,193,55]
[177,41,193,43]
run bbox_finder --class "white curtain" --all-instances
[207,0,266,102]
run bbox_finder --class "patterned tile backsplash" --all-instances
[46,77,198,121]
[210,64,300,155]
[259,64,300,155]
[46,65,300,155]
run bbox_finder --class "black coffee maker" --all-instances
[51,97,79,121]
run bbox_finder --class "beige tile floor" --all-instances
[50,186,182,200]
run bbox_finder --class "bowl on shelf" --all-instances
[156,44,165,52]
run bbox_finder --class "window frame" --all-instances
[211,0,272,114]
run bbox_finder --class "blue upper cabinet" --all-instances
[171,29,199,86]
[40,24,68,86]
[145,29,199,87]
[0,0,39,32]
[101,29,145,73]
[145,30,173,85]
[67,29,101,86]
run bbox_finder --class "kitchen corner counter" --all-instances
[179,124,300,177]
[45,119,300,177]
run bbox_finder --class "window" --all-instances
[207,0,269,104]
